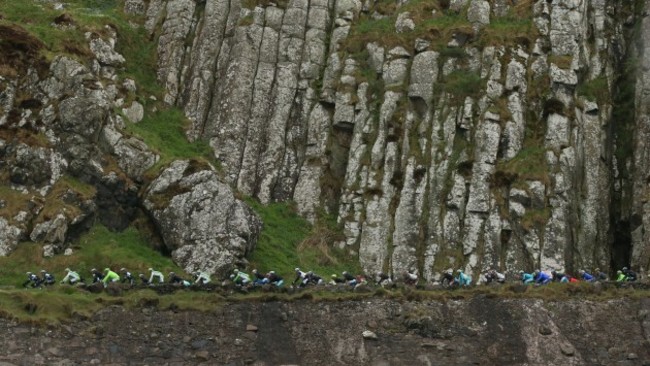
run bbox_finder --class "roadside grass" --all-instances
[0,224,184,288]
[1,281,648,325]
[0,288,225,325]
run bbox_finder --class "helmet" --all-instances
[456,269,462,273]
[26,272,32,275]
[120,268,126,271]
[623,267,628,271]
[139,273,145,277]
[233,269,239,273]
[519,270,524,274]
[617,270,623,274]
[91,268,97,272]
[148,268,154,271]
[104,268,110,272]
[229,274,235,279]
[342,271,348,275]
[252,269,258,274]
[579,270,585,274]
[595,268,601,272]
[295,267,300,272]
[270,271,275,274]
[331,274,337,278]
[65,268,71,272]
[40,270,46,273]
[169,272,175,275]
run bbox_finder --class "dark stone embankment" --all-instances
[0,297,649,365]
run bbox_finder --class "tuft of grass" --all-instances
[0,224,183,287]
[495,145,549,184]
[520,207,551,231]
[548,54,573,69]
[442,70,483,100]
[577,76,609,104]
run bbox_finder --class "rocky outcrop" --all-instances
[0,297,648,365]
[0,24,156,255]
[143,160,263,275]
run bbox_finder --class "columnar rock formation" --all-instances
[146,0,650,279]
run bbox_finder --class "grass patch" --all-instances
[246,200,362,281]
[548,54,573,69]
[577,76,609,104]
[124,107,215,176]
[0,224,183,287]
[442,70,483,101]
[0,186,30,224]
[520,207,551,231]
[481,16,536,47]
[495,145,549,184]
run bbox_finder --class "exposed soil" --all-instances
[0,24,48,77]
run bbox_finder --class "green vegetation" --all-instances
[124,107,215,176]
[521,207,551,230]
[496,146,549,184]
[0,225,183,287]
[577,76,609,104]
[246,201,362,281]
[441,70,483,100]
[1,281,648,325]
[0,288,226,325]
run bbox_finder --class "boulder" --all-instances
[121,101,144,123]
[143,160,263,276]
[88,32,125,67]
[30,214,68,244]
[395,12,415,33]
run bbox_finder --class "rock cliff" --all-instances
[1,0,650,279]
[0,297,648,365]
[139,0,650,279]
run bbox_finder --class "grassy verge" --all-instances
[2,282,648,325]
[0,224,183,287]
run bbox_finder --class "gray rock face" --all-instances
[125,0,646,279]
[124,0,146,15]
[88,32,126,67]
[0,218,22,256]
[30,214,68,244]
[143,160,263,275]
